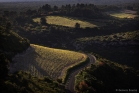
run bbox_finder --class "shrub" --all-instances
[75,23,80,29]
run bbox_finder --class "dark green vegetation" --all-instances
[0,1,139,93]
[38,3,109,19]
[0,17,66,93]
[76,30,139,69]
[0,27,29,54]
[75,55,139,93]
[0,17,29,81]
[1,71,65,93]
[0,52,9,80]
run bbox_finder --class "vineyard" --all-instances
[9,44,86,79]
[107,10,137,18]
[33,16,98,28]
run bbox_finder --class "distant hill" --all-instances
[0,0,139,4]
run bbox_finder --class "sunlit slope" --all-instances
[33,16,97,28]
[107,10,138,18]
[77,30,139,42]
[10,44,85,79]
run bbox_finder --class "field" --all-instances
[33,16,98,28]
[107,10,138,18]
[9,44,86,79]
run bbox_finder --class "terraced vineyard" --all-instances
[9,44,86,79]
[33,16,98,28]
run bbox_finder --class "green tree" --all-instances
[5,22,11,32]
[0,52,9,80]
[53,5,58,11]
[75,23,80,29]
[40,17,47,25]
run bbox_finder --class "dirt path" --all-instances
[65,54,96,93]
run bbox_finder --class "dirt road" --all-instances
[65,54,96,93]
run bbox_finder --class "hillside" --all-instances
[0,2,139,93]
[33,16,98,28]
[75,56,139,93]
[9,44,87,80]
[2,71,66,93]
[0,23,30,81]
[77,30,139,42]
[0,24,66,93]
[1,0,138,4]
[74,30,139,69]
[0,27,29,54]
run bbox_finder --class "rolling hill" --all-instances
[75,55,139,93]
[0,28,30,54]
[0,24,66,93]
[33,16,98,28]
[9,44,87,80]
[1,0,138,3]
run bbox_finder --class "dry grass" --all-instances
[107,10,138,18]
[110,13,137,18]
[33,16,97,28]
[9,44,85,79]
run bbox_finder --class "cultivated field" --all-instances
[33,16,97,28]
[9,44,86,79]
[107,10,138,18]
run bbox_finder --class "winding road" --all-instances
[65,54,96,93]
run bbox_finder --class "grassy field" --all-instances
[107,10,138,18]
[33,16,98,28]
[9,44,86,80]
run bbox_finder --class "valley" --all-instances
[0,1,139,93]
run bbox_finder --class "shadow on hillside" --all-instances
[28,49,51,78]
[11,46,51,79]
[84,45,139,70]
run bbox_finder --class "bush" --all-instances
[40,17,47,25]
[75,23,80,29]
[0,52,9,80]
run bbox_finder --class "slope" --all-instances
[0,23,66,93]
[0,24,30,81]
[2,71,66,93]
[9,44,87,80]
[75,55,139,93]
[0,26,30,54]
[33,16,98,28]
[74,30,139,69]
